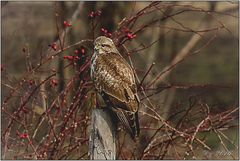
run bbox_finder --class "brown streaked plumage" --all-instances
[90,36,140,138]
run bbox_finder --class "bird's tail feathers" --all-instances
[113,108,140,139]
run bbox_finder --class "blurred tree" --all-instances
[56,1,67,93]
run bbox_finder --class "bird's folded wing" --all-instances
[94,52,138,112]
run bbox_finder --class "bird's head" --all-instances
[94,36,117,53]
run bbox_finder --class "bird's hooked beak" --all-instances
[94,45,99,51]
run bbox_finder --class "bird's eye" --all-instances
[101,43,111,47]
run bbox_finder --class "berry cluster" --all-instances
[101,28,112,38]
[88,10,102,18]
[63,47,85,61]
[63,21,72,28]
[16,131,28,139]
[49,42,57,51]
[123,28,136,40]
[50,79,58,87]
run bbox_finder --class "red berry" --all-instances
[50,42,57,51]
[95,10,102,16]
[67,56,73,60]
[81,48,85,54]
[107,33,112,37]
[63,21,71,27]
[74,50,79,54]
[88,11,95,18]
[101,28,108,34]
[127,33,136,40]
[51,79,57,87]
[19,133,28,139]
[29,80,34,86]
[74,56,80,60]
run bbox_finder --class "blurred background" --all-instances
[1,1,239,160]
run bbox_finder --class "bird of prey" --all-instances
[90,36,140,139]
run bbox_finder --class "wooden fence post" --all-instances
[88,108,116,160]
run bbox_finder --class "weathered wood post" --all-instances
[88,108,116,159]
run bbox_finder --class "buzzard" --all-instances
[90,36,140,139]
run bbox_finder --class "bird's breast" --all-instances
[90,51,98,80]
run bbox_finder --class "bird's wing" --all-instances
[93,52,138,112]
